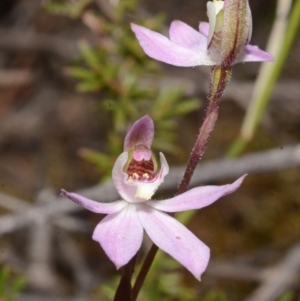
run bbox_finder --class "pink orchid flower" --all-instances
[61,115,246,280]
[131,0,273,67]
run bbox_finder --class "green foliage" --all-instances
[44,0,201,179]
[0,266,26,301]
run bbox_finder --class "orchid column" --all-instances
[131,0,272,193]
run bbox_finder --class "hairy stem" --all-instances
[131,66,231,300]
[177,66,231,194]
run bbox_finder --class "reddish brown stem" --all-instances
[113,255,137,301]
[177,66,231,194]
[132,244,158,300]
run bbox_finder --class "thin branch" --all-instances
[0,69,36,87]
[53,217,91,233]
[0,191,90,233]
[244,243,300,301]
[0,192,30,211]
[26,189,58,292]
[207,261,265,282]
[0,181,117,236]
[162,143,300,189]
[1,144,300,236]
[0,28,79,60]
[57,231,95,294]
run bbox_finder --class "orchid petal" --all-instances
[138,205,210,280]
[131,23,215,66]
[124,115,154,151]
[199,22,209,37]
[60,189,126,214]
[93,204,143,269]
[147,175,246,212]
[237,44,274,63]
[169,20,207,51]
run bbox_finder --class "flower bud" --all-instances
[207,0,252,66]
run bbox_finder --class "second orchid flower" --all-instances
[131,0,273,68]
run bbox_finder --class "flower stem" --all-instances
[113,255,137,301]
[131,65,231,300]
[177,66,231,194]
[132,244,158,300]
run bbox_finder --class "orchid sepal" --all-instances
[124,115,154,152]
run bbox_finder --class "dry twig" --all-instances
[26,189,60,292]
[1,144,300,236]
[0,28,79,60]
[207,261,264,282]
[0,69,36,86]
[244,243,300,301]
[0,190,90,233]
[163,143,300,189]
[57,231,96,294]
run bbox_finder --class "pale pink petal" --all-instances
[138,205,210,280]
[93,204,143,269]
[124,115,154,151]
[237,44,274,63]
[60,189,126,214]
[169,20,207,51]
[131,23,215,66]
[147,175,246,212]
[199,22,209,37]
